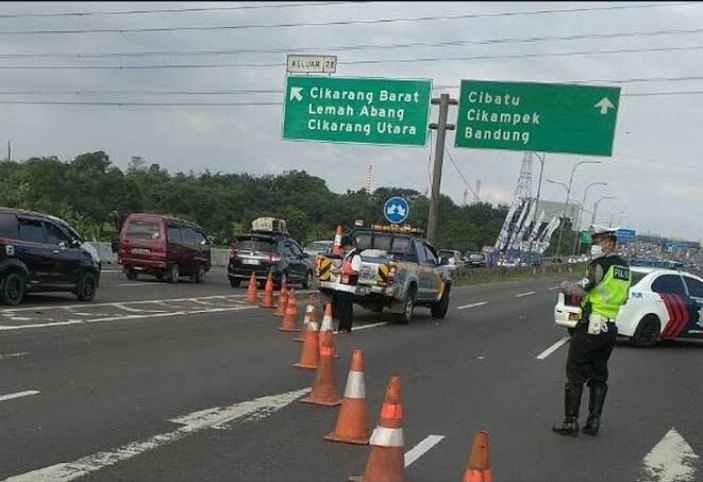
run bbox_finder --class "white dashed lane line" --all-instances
[0,352,29,360]
[0,390,40,403]
[456,302,488,310]
[516,291,536,298]
[536,337,571,360]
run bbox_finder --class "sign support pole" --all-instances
[427,94,458,245]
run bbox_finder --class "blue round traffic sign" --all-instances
[383,196,409,224]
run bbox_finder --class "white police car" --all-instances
[554,267,703,347]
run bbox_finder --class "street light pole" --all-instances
[571,181,608,256]
[591,195,617,225]
[555,161,602,259]
[609,210,625,227]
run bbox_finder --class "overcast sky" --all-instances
[0,1,701,240]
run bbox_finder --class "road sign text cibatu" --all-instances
[282,76,432,146]
[455,80,621,156]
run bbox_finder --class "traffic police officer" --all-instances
[334,234,362,333]
[553,224,631,437]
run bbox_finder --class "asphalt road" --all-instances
[1,267,702,482]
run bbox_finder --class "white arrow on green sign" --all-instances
[455,80,621,156]
[282,75,432,146]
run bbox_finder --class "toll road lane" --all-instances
[5,277,694,481]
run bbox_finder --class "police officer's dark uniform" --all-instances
[553,225,632,437]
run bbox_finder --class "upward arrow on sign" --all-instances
[594,97,615,114]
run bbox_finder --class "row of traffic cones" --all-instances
[255,264,491,481]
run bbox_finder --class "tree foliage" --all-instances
[0,151,568,255]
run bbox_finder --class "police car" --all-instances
[554,266,703,347]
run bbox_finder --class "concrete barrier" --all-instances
[85,242,231,268]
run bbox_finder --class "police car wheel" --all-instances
[631,315,660,348]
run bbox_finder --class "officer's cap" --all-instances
[589,224,618,241]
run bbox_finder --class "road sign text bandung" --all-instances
[282,76,432,146]
[455,80,621,156]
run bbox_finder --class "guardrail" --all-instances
[86,243,231,268]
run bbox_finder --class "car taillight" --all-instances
[268,252,281,262]
[229,247,238,260]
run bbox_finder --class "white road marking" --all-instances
[548,286,561,291]
[0,390,40,403]
[0,352,29,360]
[114,283,146,287]
[2,387,310,482]
[111,303,146,313]
[404,435,445,467]
[0,305,259,331]
[536,337,571,360]
[456,301,488,310]
[640,427,700,482]
[516,291,536,297]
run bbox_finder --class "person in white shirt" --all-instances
[335,234,362,333]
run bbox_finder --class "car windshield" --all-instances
[236,237,275,252]
[126,220,161,239]
[438,250,455,258]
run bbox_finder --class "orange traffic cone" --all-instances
[245,271,258,304]
[300,330,342,407]
[462,431,491,482]
[349,375,406,482]
[332,224,343,255]
[293,313,319,370]
[279,288,301,332]
[274,281,288,316]
[259,271,275,308]
[319,303,339,359]
[324,349,370,445]
[295,294,318,342]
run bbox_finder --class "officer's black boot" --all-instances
[553,383,583,437]
[583,383,608,436]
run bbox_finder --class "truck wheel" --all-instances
[431,284,451,319]
[229,277,241,288]
[125,267,137,280]
[167,264,180,284]
[76,272,97,302]
[398,285,416,325]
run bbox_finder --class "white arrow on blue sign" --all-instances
[383,196,409,224]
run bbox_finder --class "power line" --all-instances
[5,42,703,70]
[0,2,357,19]
[5,74,703,97]
[5,29,703,60]
[444,146,479,201]
[1,90,703,105]
[0,2,693,36]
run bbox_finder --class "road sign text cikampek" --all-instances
[454,80,621,156]
[282,76,432,146]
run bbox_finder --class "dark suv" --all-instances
[228,232,313,289]
[0,207,101,305]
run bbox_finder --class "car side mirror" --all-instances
[70,238,82,248]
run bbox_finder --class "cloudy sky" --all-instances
[0,1,701,240]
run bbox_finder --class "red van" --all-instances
[117,213,211,283]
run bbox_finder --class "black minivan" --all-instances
[0,207,101,305]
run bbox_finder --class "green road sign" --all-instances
[282,75,432,146]
[455,80,621,156]
[580,232,592,244]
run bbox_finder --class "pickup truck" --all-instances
[315,224,452,324]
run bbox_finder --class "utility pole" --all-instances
[426,93,457,245]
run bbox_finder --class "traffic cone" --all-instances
[324,349,370,445]
[295,294,318,342]
[245,271,258,304]
[259,271,275,308]
[332,224,343,255]
[319,303,339,359]
[293,314,319,370]
[300,330,342,407]
[274,281,288,316]
[462,431,491,482]
[279,288,301,332]
[349,375,406,482]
